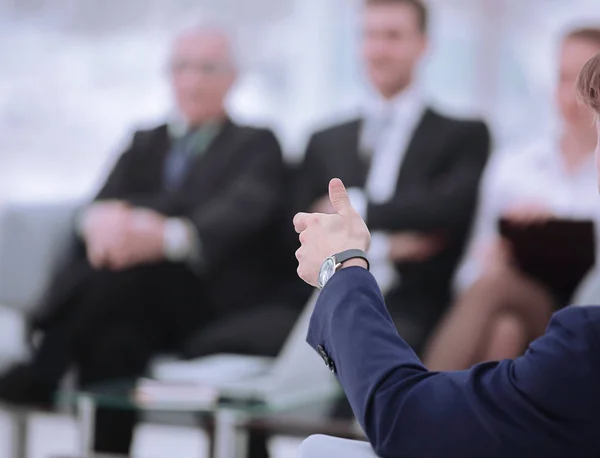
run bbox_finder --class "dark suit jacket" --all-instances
[308,267,600,458]
[296,109,490,322]
[34,121,287,328]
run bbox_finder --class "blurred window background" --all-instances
[1,0,600,201]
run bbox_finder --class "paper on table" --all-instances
[134,378,219,408]
[150,354,273,385]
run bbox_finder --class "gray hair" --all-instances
[171,17,242,68]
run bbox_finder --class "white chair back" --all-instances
[266,290,341,395]
[298,435,377,458]
[572,268,600,306]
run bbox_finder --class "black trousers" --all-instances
[31,262,299,457]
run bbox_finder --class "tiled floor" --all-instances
[0,410,304,458]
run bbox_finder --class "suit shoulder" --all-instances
[128,124,168,146]
[230,124,281,145]
[549,306,600,348]
[133,123,168,135]
[431,109,488,130]
[309,118,361,143]
[553,305,600,325]
[228,125,284,166]
[106,125,167,163]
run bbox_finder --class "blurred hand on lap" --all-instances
[81,201,132,269]
[503,201,555,225]
[104,208,168,271]
[82,203,168,270]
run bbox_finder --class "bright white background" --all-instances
[0,0,599,200]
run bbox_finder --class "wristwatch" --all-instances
[317,249,370,289]
[163,218,193,261]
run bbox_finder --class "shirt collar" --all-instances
[167,113,225,139]
[363,83,424,121]
[167,112,189,139]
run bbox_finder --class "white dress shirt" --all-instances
[454,137,600,293]
[348,85,427,293]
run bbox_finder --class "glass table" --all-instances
[57,379,352,458]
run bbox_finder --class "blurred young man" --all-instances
[423,28,600,371]
[296,0,490,353]
[0,26,295,456]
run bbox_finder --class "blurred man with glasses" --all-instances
[0,25,296,457]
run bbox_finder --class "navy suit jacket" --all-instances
[307,267,600,458]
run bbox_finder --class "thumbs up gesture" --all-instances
[294,178,371,287]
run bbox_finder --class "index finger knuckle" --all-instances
[308,214,320,225]
[299,231,308,244]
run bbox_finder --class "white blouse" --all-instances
[454,137,600,293]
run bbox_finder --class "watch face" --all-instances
[318,257,336,289]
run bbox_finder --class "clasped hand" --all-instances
[81,201,167,270]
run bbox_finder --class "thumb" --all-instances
[328,178,355,216]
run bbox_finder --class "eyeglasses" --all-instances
[169,59,234,76]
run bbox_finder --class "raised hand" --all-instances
[294,178,371,287]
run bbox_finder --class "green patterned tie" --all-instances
[164,121,222,189]
[186,122,221,156]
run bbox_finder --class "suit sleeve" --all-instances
[366,122,490,234]
[307,267,600,458]
[188,129,284,270]
[93,131,144,201]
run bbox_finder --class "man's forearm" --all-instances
[306,267,593,458]
[306,267,504,458]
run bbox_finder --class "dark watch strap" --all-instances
[334,249,370,271]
